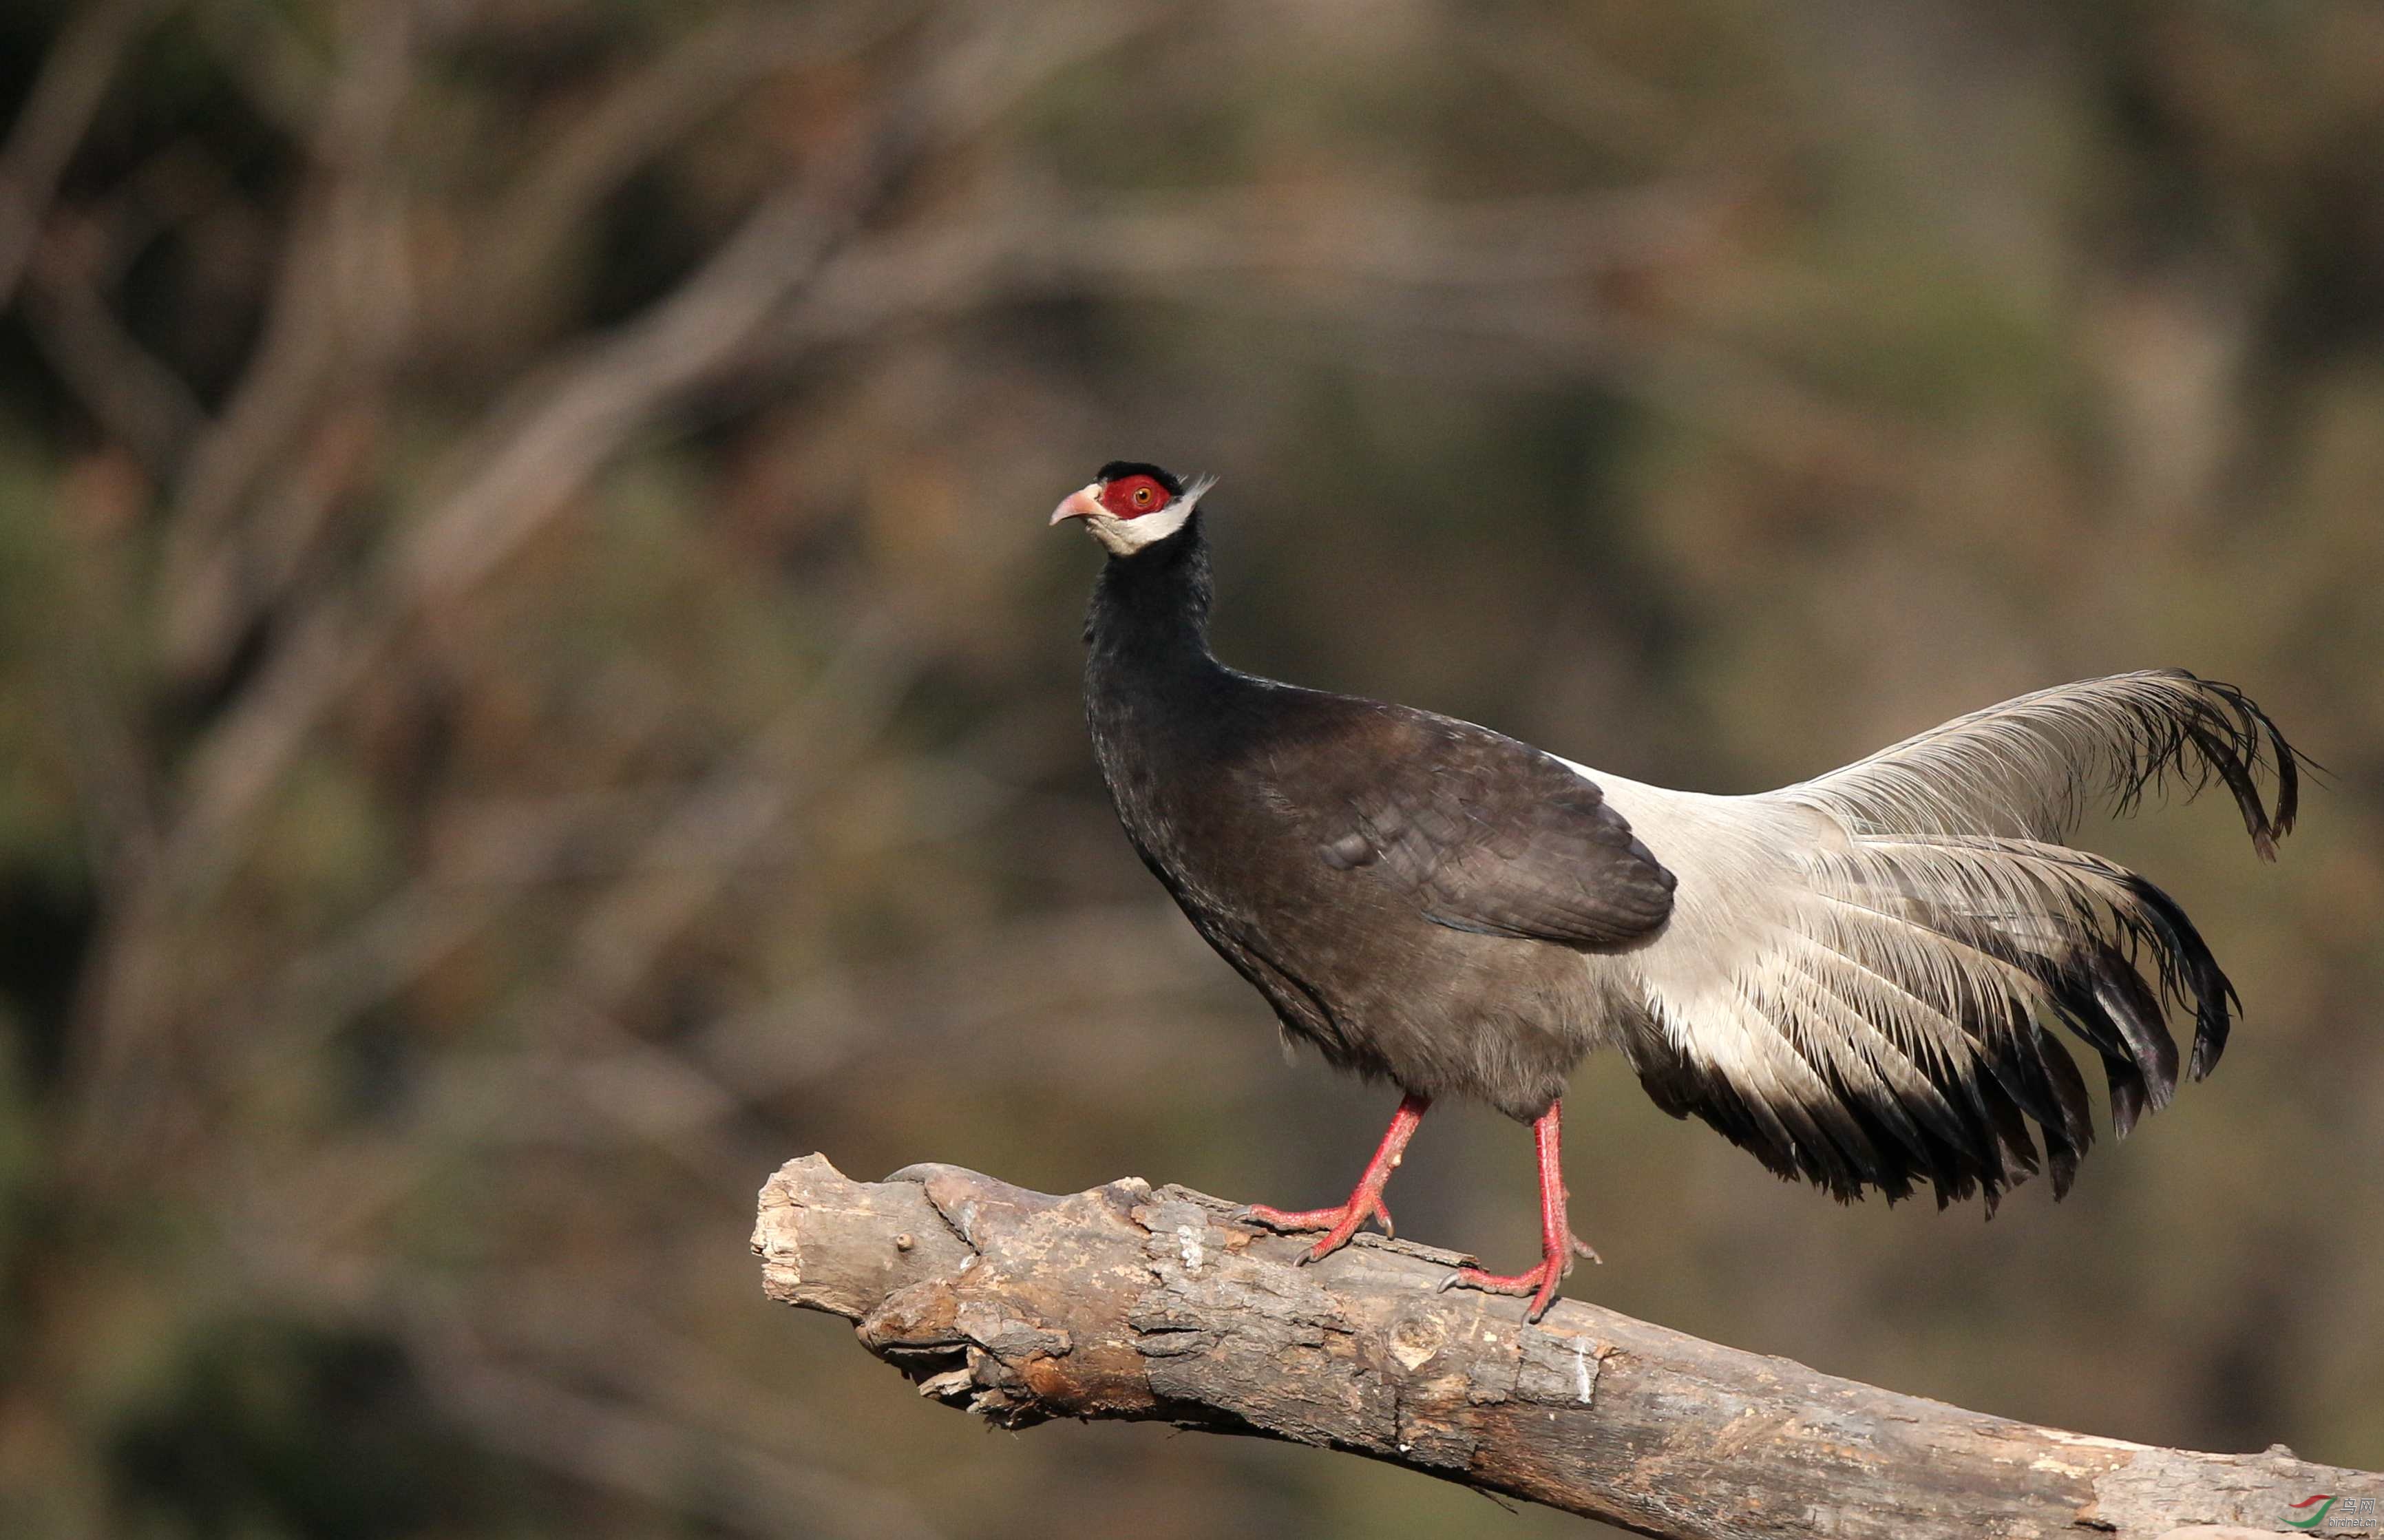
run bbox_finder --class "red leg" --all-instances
[1436,1099,1599,1322]
[1245,1093,1429,1262]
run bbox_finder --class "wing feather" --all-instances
[1307,713,1677,947]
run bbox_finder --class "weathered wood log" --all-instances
[754,1154,2379,1539]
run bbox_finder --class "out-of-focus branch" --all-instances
[168,3,1147,886]
[157,0,419,686]
[468,2,920,341]
[693,901,1212,1098]
[216,622,951,1210]
[0,0,173,309]
[770,180,1914,485]
[187,0,335,140]
[545,622,912,1021]
[60,3,1161,1181]
[472,622,921,1184]
[760,1155,2383,1540]
[55,3,425,1187]
[400,1305,948,1540]
[771,182,1732,350]
[1453,13,1685,158]
[20,234,207,469]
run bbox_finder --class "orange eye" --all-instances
[1134,486,1154,507]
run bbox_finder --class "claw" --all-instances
[1250,1095,1599,1323]
[1241,1093,1428,1264]
[1434,1101,1597,1322]
[1244,1190,1394,1262]
[1440,1256,1572,1322]
[1239,1196,1392,1268]
[1242,1203,1338,1232]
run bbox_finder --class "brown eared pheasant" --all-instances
[1053,462,2303,1321]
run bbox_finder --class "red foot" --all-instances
[1241,1093,1427,1264]
[1244,1193,1395,1258]
[1437,1232,1599,1322]
[1434,1100,1597,1322]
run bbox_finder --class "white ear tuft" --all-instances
[1090,473,1214,554]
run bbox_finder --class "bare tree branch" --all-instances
[758,1155,2383,1540]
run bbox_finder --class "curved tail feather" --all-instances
[1784,669,2301,857]
[1581,671,2303,1209]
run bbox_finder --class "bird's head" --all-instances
[1049,461,1216,558]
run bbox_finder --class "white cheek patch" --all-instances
[1086,474,1216,556]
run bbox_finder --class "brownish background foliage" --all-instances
[1,2,2378,1536]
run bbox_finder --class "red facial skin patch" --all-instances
[1099,475,1169,519]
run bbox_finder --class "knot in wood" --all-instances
[1386,1311,1448,1373]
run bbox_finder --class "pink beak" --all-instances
[1048,484,1104,525]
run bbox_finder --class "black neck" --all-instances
[1084,512,1219,673]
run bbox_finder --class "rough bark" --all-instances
[755,1154,2379,1539]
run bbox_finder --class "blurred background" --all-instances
[1,0,2379,1535]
